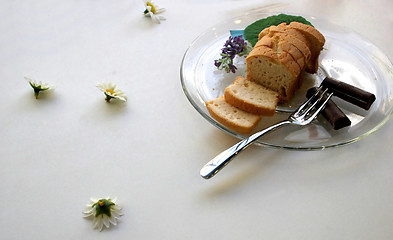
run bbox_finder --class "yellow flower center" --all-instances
[147,2,156,14]
[106,89,116,95]
[98,200,104,207]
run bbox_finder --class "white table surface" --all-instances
[1,0,392,239]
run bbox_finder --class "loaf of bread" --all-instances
[205,96,261,134]
[224,76,279,116]
[247,21,324,102]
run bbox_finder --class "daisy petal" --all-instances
[156,8,165,14]
[103,215,110,228]
[92,216,100,229]
[83,210,94,217]
[109,216,117,226]
[98,221,104,232]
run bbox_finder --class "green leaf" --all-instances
[244,14,313,47]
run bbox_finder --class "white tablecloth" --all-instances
[1,0,392,239]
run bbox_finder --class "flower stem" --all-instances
[34,89,40,99]
[104,93,113,102]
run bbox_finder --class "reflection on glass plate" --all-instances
[180,13,393,150]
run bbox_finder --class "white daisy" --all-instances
[96,81,127,102]
[25,77,52,99]
[144,1,166,24]
[83,197,123,231]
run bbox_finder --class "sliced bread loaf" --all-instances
[288,22,325,73]
[205,96,261,134]
[224,76,279,116]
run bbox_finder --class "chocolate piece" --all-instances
[321,77,376,110]
[307,87,351,130]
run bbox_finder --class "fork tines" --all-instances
[293,86,333,122]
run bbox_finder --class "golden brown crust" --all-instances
[258,23,313,71]
[288,22,325,46]
[282,28,309,46]
[269,32,311,63]
[259,23,309,45]
[288,22,325,73]
[246,45,279,63]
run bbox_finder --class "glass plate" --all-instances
[180,12,393,150]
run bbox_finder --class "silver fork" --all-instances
[200,86,333,179]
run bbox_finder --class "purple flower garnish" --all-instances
[214,35,251,73]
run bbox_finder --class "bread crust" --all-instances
[263,32,311,64]
[247,45,279,63]
[259,23,309,45]
[258,21,325,73]
[256,34,306,71]
[288,22,325,73]
[259,23,311,60]
[289,22,325,46]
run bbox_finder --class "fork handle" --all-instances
[200,120,291,179]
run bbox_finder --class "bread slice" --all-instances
[246,44,300,102]
[288,22,325,73]
[224,76,279,116]
[205,96,261,134]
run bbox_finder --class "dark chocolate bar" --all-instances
[306,87,351,130]
[321,77,376,110]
